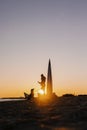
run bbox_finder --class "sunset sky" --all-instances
[0,0,87,97]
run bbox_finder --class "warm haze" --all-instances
[0,0,87,98]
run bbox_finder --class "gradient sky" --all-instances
[0,0,87,97]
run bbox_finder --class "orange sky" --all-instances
[0,0,87,97]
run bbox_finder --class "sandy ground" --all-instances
[0,96,87,130]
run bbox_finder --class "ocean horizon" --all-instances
[0,98,25,102]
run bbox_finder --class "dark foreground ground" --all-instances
[0,96,87,130]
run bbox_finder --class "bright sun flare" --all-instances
[38,89,44,95]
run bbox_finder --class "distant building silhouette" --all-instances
[47,59,53,96]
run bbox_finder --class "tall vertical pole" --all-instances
[47,59,53,96]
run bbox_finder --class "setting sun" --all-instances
[38,89,44,95]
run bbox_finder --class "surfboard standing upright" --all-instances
[47,59,53,96]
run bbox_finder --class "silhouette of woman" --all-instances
[38,74,46,93]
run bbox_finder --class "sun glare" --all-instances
[38,89,44,95]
